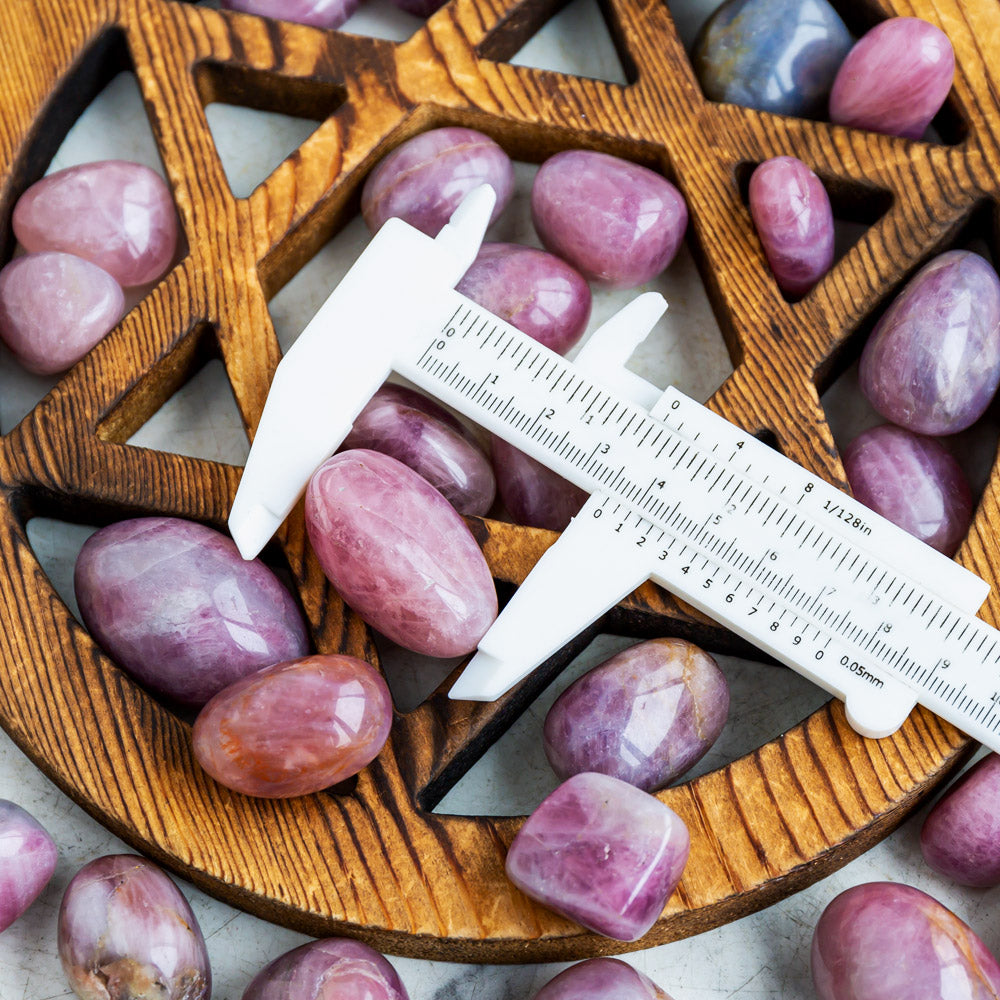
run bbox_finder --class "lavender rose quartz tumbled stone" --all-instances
[505,771,690,941]
[920,753,1000,887]
[531,150,688,289]
[544,638,729,791]
[74,517,309,706]
[858,250,1000,435]
[0,251,124,374]
[220,0,359,29]
[193,654,392,798]
[361,127,514,237]
[811,881,1000,1000]
[242,937,409,1000]
[342,383,495,516]
[0,800,57,933]
[829,17,955,139]
[842,424,973,557]
[533,958,674,1000]
[456,243,592,355]
[14,160,178,287]
[749,156,834,297]
[305,449,497,657]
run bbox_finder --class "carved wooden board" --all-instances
[0,0,996,963]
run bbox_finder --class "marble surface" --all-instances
[1,1,998,998]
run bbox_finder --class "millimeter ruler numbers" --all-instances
[229,185,1000,751]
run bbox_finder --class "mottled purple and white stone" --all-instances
[491,435,588,531]
[220,0,359,29]
[533,958,674,1000]
[921,753,1000,887]
[0,251,124,374]
[59,855,211,1000]
[505,771,690,941]
[242,937,409,1000]
[544,638,729,791]
[14,161,178,287]
[361,127,514,237]
[193,654,392,798]
[341,383,495,516]
[74,517,310,706]
[858,251,1000,435]
[828,17,955,139]
[531,150,688,289]
[811,881,1000,1000]
[0,800,57,933]
[456,243,592,355]
[748,156,834,297]
[842,424,972,557]
[305,449,497,657]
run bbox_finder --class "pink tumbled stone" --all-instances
[505,771,690,941]
[533,958,674,1000]
[14,160,178,287]
[0,251,124,374]
[749,156,834,297]
[456,243,592,355]
[193,653,392,798]
[0,800,57,933]
[531,150,688,289]
[828,17,955,139]
[220,0,358,27]
[243,938,409,1000]
[305,449,497,657]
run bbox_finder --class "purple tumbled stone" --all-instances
[193,653,392,798]
[811,881,1000,999]
[828,17,955,139]
[242,937,409,1000]
[341,383,495,516]
[842,424,972,557]
[0,800,57,933]
[505,771,690,941]
[0,251,124,374]
[533,958,674,1000]
[14,161,178,287]
[920,753,1000,887]
[361,127,514,237]
[491,435,587,531]
[748,156,834,297]
[456,243,592,355]
[544,638,729,791]
[219,0,359,28]
[74,517,310,706]
[305,449,497,657]
[858,250,1000,435]
[531,150,688,289]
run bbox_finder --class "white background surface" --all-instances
[0,0,998,997]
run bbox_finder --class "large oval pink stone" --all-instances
[305,449,497,657]
[0,800,57,933]
[533,958,674,1000]
[0,251,124,374]
[14,160,178,287]
[193,654,392,798]
[219,0,359,28]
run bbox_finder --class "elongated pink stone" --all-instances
[842,424,972,556]
[749,157,834,297]
[305,450,497,657]
[828,17,955,139]
[0,800,57,932]
[505,772,690,941]
[0,251,124,374]
[14,160,178,287]
[220,0,359,29]
[193,654,392,798]
[533,958,674,1000]
[342,383,495,516]
[456,243,592,355]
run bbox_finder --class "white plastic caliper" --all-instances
[230,186,1000,752]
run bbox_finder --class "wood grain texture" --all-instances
[0,0,995,962]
